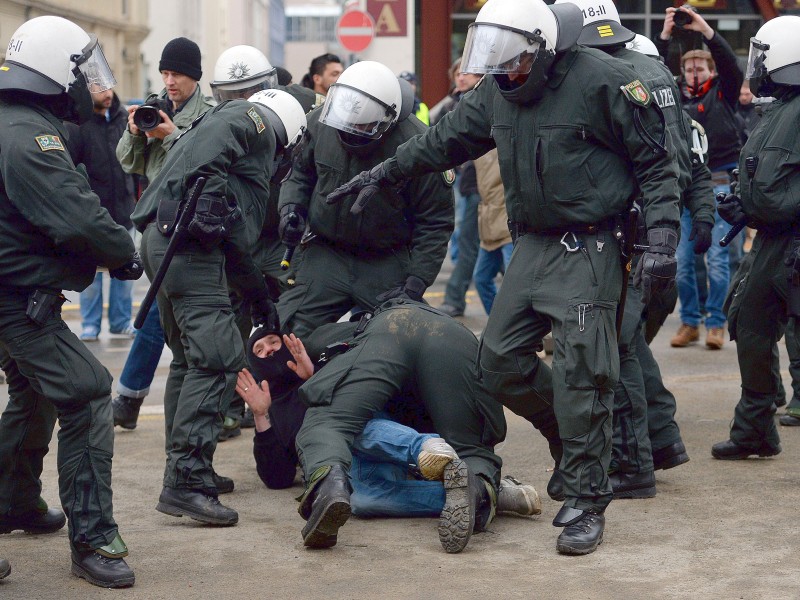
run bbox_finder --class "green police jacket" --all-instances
[116,85,216,181]
[0,98,135,292]
[609,47,692,195]
[738,90,800,227]
[278,110,454,287]
[394,46,680,233]
[131,99,276,293]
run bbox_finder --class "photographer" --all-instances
[656,5,743,352]
[116,37,215,182]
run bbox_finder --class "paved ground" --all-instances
[1,263,799,600]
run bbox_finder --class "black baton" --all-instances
[134,177,207,329]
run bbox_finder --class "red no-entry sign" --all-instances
[337,10,375,53]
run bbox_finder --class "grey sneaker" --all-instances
[417,437,458,480]
[497,476,542,516]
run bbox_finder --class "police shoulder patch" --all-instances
[246,107,265,133]
[35,135,64,152]
[442,169,456,186]
[620,80,651,108]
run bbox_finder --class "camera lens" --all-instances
[674,9,693,28]
[133,105,162,132]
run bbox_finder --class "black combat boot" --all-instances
[711,439,781,460]
[0,497,66,534]
[652,441,690,470]
[112,395,144,430]
[438,460,495,553]
[70,534,135,588]
[299,465,352,549]
[609,470,656,499]
[553,505,605,555]
[156,487,238,525]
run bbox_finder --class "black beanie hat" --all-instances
[159,37,202,81]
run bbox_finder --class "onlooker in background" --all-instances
[428,59,461,126]
[436,62,482,317]
[398,71,429,125]
[300,53,343,97]
[276,66,293,86]
[112,37,215,431]
[656,6,743,350]
[67,88,136,341]
[472,148,512,315]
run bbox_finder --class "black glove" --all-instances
[326,158,404,215]
[689,221,712,255]
[375,275,427,304]
[250,288,279,330]
[633,228,678,305]
[109,252,144,281]
[278,204,306,247]
[717,193,748,228]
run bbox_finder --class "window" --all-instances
[286,16,338,42]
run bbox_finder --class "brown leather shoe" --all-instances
[706,327,725,350]
[670,323,699,347]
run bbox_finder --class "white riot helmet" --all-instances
[0,16,116,96]
[626,34,660,59]
[211,45,278,102]
[318,61,402,140]
[554,0,635,48]
[248,89,307,149]
[460,0,582,105]
[746,16,800,97]
[249,89,308,184]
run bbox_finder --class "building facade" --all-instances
[0,0,149,101]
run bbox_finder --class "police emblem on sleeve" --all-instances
[442,169,456,186]
[620,80,651,108]
[35,135,64,152]
[247,107,266,133]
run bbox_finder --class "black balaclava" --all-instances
[246,327,303,398]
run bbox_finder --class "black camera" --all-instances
[673,5,696,29]
[132,98,174,132]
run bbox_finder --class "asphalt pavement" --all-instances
[1,261,798,600]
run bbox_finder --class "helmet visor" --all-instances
[210,69,278,102]
[461,23,541,75]
[745,38,769,81]
[319,83,397,139]
[72,35,116,92]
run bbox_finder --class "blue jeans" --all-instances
[473,243,513,315]
[450,175,465,263]
[676,188,732,329]
[350,418,445,518]
[117,301,165,398]
[79,272,133,335]
[443,191,481,311]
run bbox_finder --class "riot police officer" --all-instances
[130,90,306,525]
[712,16,800,460]
[558,0,710,498]
[0,16,141,587]
[277,60,454,338]
[329,0,680,555]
